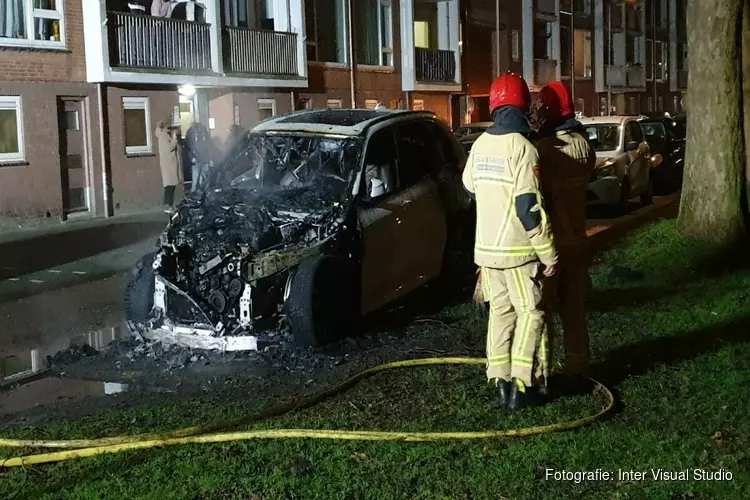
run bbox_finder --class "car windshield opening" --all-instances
[208,133,362,202]
[585,125,620,151]
[640,123,666,140]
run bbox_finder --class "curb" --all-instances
[586,193,680,252]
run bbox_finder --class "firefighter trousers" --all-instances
[481,262,546,386]
[543,252,591,375]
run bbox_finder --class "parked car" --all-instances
[581,116,653,208]
[125,109,471,349]
[637,115,686,194]
[454,122,492,139]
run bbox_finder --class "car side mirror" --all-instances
[625,141,639,152]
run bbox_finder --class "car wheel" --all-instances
[285,255,359,347]
[125,252,157,337]
[618,176,631,211]
[640,178,654,206]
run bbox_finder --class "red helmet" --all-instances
[489,72,531,114]
[538,81,575,121]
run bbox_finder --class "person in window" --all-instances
[462,72,557,410]
[155,120,183,210]
[534,81,596,391]
[151,0,176,18]
[184,121,212,193]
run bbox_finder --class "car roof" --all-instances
[579,115,636,126]
[251,108,439,136]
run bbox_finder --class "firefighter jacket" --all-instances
[534,125,596,251]
[463,128,558,270]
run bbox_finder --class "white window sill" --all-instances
[309,61,349,69]
[125,148,154,157]
[0,39,67,51]
[358,64,395,74]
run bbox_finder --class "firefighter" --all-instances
[534,81,596,381]
[462,73,558,410]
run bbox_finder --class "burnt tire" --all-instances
[124,252,157,337]
[285,255,359,347]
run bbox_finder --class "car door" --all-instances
[391,120,448,293]
[357,127,405,315]
[624,121,650,195]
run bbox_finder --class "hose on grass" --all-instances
[0,357,615,468]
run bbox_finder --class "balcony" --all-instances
[534,59,558,86]
[536,0,556,15]
[626,65,645,87]
[223,28,298,76]
[606,65,626,87]
[415,48,456,83]
[677,69,688,89]
[107,12,212,72]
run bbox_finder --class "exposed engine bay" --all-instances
[138,131,361,349]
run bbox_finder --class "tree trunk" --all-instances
[743,0,750,207]
[677,0,747,243]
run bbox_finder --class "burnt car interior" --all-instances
[127,110,470,348]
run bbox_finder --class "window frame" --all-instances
[122,97,152,156]
[654,40,667,82]
[0,0,67,49]
[573,29,592,79]
[362,126,399,199]
[307,0,349,64]
[0,96,25,164]
[511,29,520,61]
[257,98,277,120]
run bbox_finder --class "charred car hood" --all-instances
[162,185,346,260]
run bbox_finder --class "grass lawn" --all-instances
[2,219,750,499]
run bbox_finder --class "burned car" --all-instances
[125,109,471,350]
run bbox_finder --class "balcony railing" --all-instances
[606,64,626,87]
[107,12,212,72]
[534,59,558,86]
[626,65,645,87]
[536,0,556,15]
[677,69,688,89]
[415,48,456,83]
[223,27,298,76]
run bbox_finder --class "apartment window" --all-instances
[654,40,666,81]
[626,35,643,65]
[0,96,24,163]
[356,0,393,66]
[575,98,585,116]
[645,39,653,80]
[574,29,592,78]
[657,96,664,111]
[327,99,343,109]
[533,20,553,60]
[656,0,667,28]
[412,99,425,111]
[122,97,151,155]
[306,0,347,63]
[560,23,571,78]
[365,99,378,109]
[0,0,65,47]
[573,0,592,15]
[258,98,276,121]
[224,0,274,30]
[511,30,520,61]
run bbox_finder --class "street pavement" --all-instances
[0,194,679,381]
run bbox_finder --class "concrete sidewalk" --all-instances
[0,209,168,280]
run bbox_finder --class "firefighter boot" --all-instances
[508,378,539,410]
[493,378,512,406]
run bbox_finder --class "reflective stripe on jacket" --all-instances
[463,131,558,269]
[535,130,596,251]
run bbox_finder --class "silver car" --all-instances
[581,116,654,208]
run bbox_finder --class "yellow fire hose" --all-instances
[0,357,615,468]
